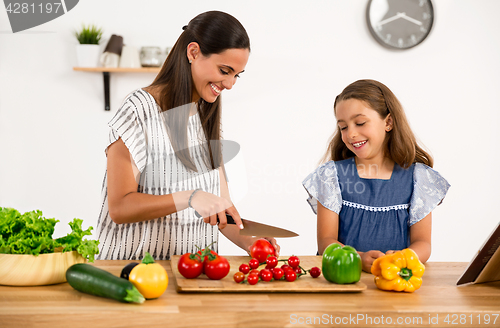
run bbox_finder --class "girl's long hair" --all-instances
[148,11,250,171]
[323,79,433,168]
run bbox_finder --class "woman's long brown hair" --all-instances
[323,79,433,168]
[148,11,250,171]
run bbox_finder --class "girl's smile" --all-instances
[352,140,367,148]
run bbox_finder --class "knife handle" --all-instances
[194,211,236,225]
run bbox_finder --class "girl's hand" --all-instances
[245,237,281,258]
[189,191,243,229]
[265,237,280,258]
[359,250,385,273]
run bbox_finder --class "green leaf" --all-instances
[141,252,155,264]
[74,24,103,44]
[77,239,100,263]
[56,218,99,261]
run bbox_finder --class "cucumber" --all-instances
[66,263,145,304]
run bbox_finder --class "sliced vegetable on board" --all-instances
[66,263,145,303]
[371,248,425,293]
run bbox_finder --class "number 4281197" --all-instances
[6,3,62,14]
[443,314,498,325]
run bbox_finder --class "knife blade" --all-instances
[195,212,298,238]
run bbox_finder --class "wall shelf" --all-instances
[73,67,161,111]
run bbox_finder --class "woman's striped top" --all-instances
[95,89,220,260]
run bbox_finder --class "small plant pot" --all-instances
[76,44,100,67]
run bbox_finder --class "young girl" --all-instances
[302,79,450,272]
[95,11,279,260]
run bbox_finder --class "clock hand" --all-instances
[377,12,404,27]
[399,13,423,26]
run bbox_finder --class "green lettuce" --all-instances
[0,207,99,262]
[55,218,100,262]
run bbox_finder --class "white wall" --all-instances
[1,0,499,262]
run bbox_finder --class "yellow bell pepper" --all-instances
[371,248,425,293]
[129,252,168,299]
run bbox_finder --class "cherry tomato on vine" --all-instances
[249,269,260,276]
[285,270,297,282]
[249,239,276,263]
[281,264,291,271]
[233,271,245,283]
[247,274,259,285]
[266,256,278,269]
[239,263,250,274]
[259,269,273,282]
[309,267,321,278]
[249,258,260,270]
[273,267,284,280]
[294,266,303,275]
[288,256,300,268]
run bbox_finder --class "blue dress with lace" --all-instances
[302,158,450,253]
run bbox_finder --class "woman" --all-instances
[96,11,279,260]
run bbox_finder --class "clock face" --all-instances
[367,0,434,50]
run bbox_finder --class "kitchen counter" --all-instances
[0,257,499,328]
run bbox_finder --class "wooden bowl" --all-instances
[0,251,86,286]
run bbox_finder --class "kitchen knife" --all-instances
[195,212,298,238]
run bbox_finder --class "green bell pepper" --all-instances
[322,243,362,284]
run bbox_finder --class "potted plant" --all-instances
[74,24,103,67]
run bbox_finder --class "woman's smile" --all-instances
[210,83,222,96]
[189,48,249,103]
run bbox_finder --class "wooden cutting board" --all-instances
[170,255,366,293]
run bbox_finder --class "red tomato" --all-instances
[281,264,291,271]
[250,239,276,263]
[233,272,245,283]
[294,266,303,275]
[309,267,321,278]
[273,267,284,280]
[247,274,259,285]
[249,269,260,276]
[288,256,300,268]
[239,263,250,274]
[204,255,230,280]
[248,258,260,270]
[259,269,273,282]
[285,270,297,282]
[177,253,203,279]
[266,256,278,269]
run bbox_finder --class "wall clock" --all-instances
[366,0,434,50]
